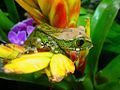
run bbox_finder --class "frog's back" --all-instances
[38,22,87,41]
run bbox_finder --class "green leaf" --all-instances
[82,0,91,5]
[95,54,120,89]
[53,81,73,90]
[0,72,73,90]
[96,80,120,90]
[0,28,8,41]
[96,55,120,84]
[86,0,120,80]
[77,14,92,26]
[81,76,93,90]
[78,6,93,26]
[0,10,14,31]
[4,0,19,23]
[103,22,120,54]
[80,7,88,15]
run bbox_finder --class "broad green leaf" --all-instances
[103,22,120,54]
[4,0,19,23]
[96,55,120,84]
[96,80,120,90]
[0,72,50,86]
[86,0,120,80]
[0,10,14,31]
[0,71,72,90]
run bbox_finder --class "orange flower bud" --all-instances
[16,0,80,28]
[49,0,68,28]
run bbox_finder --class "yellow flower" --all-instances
[3,52,75,82]
[16,0,80,28]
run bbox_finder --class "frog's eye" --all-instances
[76,38,84,47]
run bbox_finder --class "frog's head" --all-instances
[53,23,92,59]
[57,18,93,72]
[60,33,92,61]
[59,30,92,73]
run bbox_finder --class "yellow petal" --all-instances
[37,0,53,17]
[23,0,39,9]
[4,55,51,74]
[85,18,90,37]
[50,54,75,82]
[66,0,81,27]
[44,68,52,78]
[7,44,25,53]
[0,45,20,59]
[12,52,53,63]
[16,0,45,23]
[50,54,66,82]
[60,54,75,73]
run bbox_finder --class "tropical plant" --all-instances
[0,0,120,90]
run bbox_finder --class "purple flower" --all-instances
[8,18,35,45]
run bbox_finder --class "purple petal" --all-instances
[8,31,16,39]
[8,18,35,45]
[8,31,19,44]
[23,18,34,25]
[11,22,27,32]
[27,26,35,35]
[17,31,27,45]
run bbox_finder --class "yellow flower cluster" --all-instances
[3,52,75,82]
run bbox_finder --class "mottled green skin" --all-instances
[25,23,92,55]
